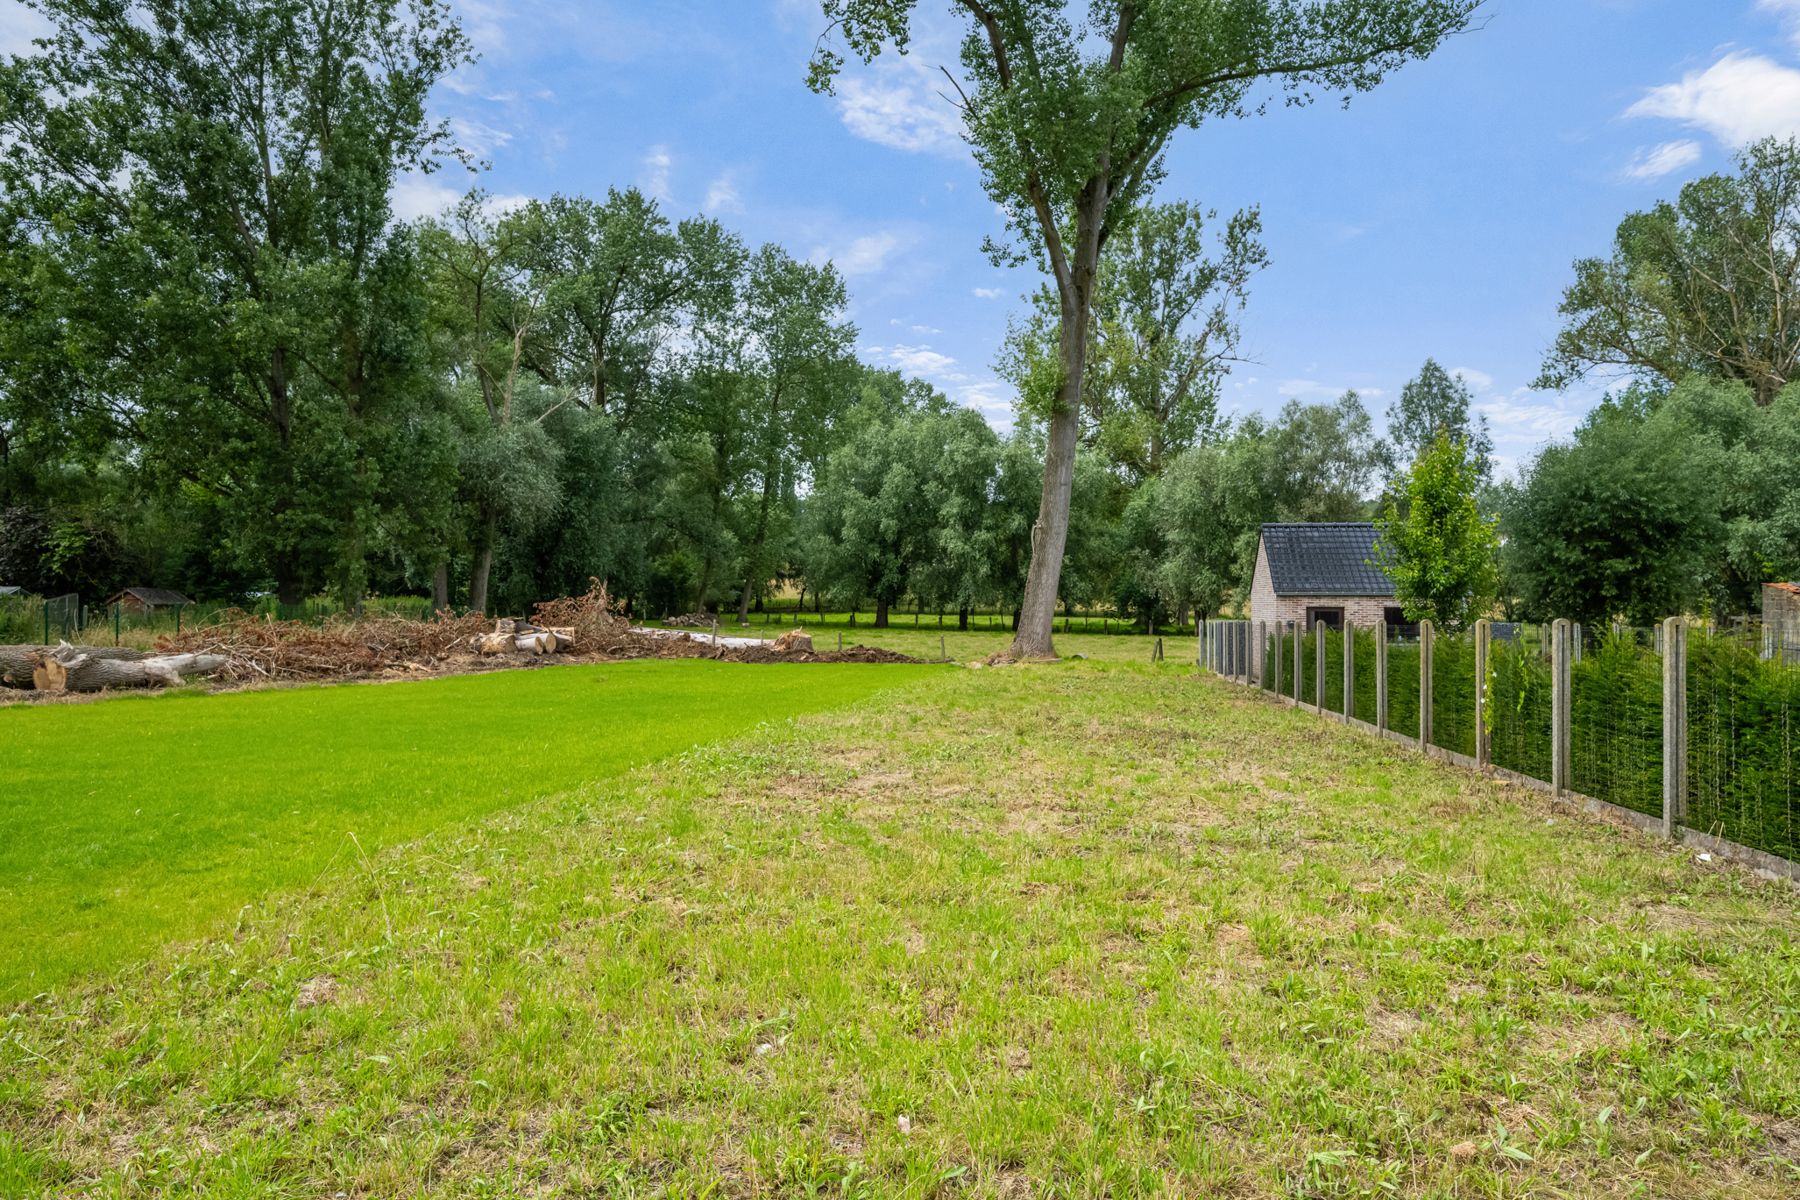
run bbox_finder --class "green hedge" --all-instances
[1386,642,1421,740]
[1430,632,1479,759]
[1688,632,1800,861]
[1488,638,1553,782]
[1570,630,1663,818]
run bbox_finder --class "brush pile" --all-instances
[662,611,716,629]
[153,610,494,682]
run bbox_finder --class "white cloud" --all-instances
[954,380,1014,426]
[910,324,942,334]
[1448,366,1496,393]
[971,286,1004,299]
[1626,52,1800,147]
[390,174,530,222]
[1762,0,1800,50]
[0,1,51,57]
[874,343,964,379]
[450,117,514,161]
[703,170,742,215]
[1622,139,1703,181]
[835,57,966,157]
[641,144,673,201]
[814,231,899,277]
[1477,393,1583,443]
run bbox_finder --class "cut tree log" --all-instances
[2,643,149,688]
[32,648,228,692]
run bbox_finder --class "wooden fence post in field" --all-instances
[1419,619,1435,751]
[1474,619,1491,768]
[1375,620,1389,733]
[1662,617,1688,838]
[1551,618,1572,798]
[1341,622,1353,724]
[1314,620,1327,713]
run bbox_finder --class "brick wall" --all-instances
[1766,583,1800,653]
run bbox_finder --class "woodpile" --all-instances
[152,610,494,682]
[471,618,576,656]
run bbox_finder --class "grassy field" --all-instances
[4,659,1799,1198]
[0,660,943,1003]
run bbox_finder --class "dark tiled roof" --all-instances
[1260,523,1395,597]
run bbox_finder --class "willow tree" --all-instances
[809,0,1479,657]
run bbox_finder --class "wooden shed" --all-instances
[107,587,192,614]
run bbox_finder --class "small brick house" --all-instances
[1247,522,1404,636]
[1765,581,1800,654]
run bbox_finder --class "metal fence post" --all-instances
[1375,620,1389,733]
[1419,619,1435,751]
[1551,618,1572,798]
[1313,620,1326,713]
[1474,619,1491,768]
[1661,617,1688,838]
[1341,622,1354,723]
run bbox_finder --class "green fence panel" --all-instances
[1488,636,1553,783]
[1686,627,1800,861]
[1569,628,1663,818]
[1430,631,1478,758]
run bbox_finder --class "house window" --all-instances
[1384,606,1419,641]
[1304,606,1344,631]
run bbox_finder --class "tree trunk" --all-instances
[469,510,498,616]
[958,607,969,632]
[34,650,227,692]
[875,599,889,628]
[1009,289,1090,658]
[432,562,450,614]
[0,644,43,687]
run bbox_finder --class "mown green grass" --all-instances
[4,660,1798,1198]
[0,660,942,1003]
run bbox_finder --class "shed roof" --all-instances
[113,587,191,607]
[1259,523,1395,598]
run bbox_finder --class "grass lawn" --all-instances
[4,660,1799,1197]
[0,660,943,1004]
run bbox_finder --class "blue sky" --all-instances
[5,1,1799,475]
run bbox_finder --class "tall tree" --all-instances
[1372,432,1497,631]
[1003,201,1266,482]
[734,247,855,624]
[0,0,471,605]
[1502,400,1724,626]
[1385,358,1492,482]
[810,0,1478,657]
[1538,137,1800,407]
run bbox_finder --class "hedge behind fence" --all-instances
[1688,630,1800,862]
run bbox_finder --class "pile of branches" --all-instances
[156,609,493,682]
[532,580,632,654]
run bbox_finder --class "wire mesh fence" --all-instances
[1688,621,1800,861]
[1430,629,1478,759]
[1201,613,1799,872]
[1488,632,1553,782]
[1569,626,1664,819]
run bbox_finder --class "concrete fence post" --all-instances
[1256,620,1268,689]
[1474,619,1491,768]
[1341,622,1354,724]
[1551,618,1572,798]
[1272,620,1284,698]
[1375,620,1389,733]
[1419,619,1435,752]
[1314,620,1327,714]
[1292,620,1302,703]
[1661,617,1688,838]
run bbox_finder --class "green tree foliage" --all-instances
[1502,399,1723,626]
[809,0,1477,657]
[1003,202,1266,482]
[1385,358,1492,483]
[1373,433,1497,631]
[805,404,1000,626]
[1539,136,1800,407]
[1150,393,1386,616]
[0,0,471,604]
